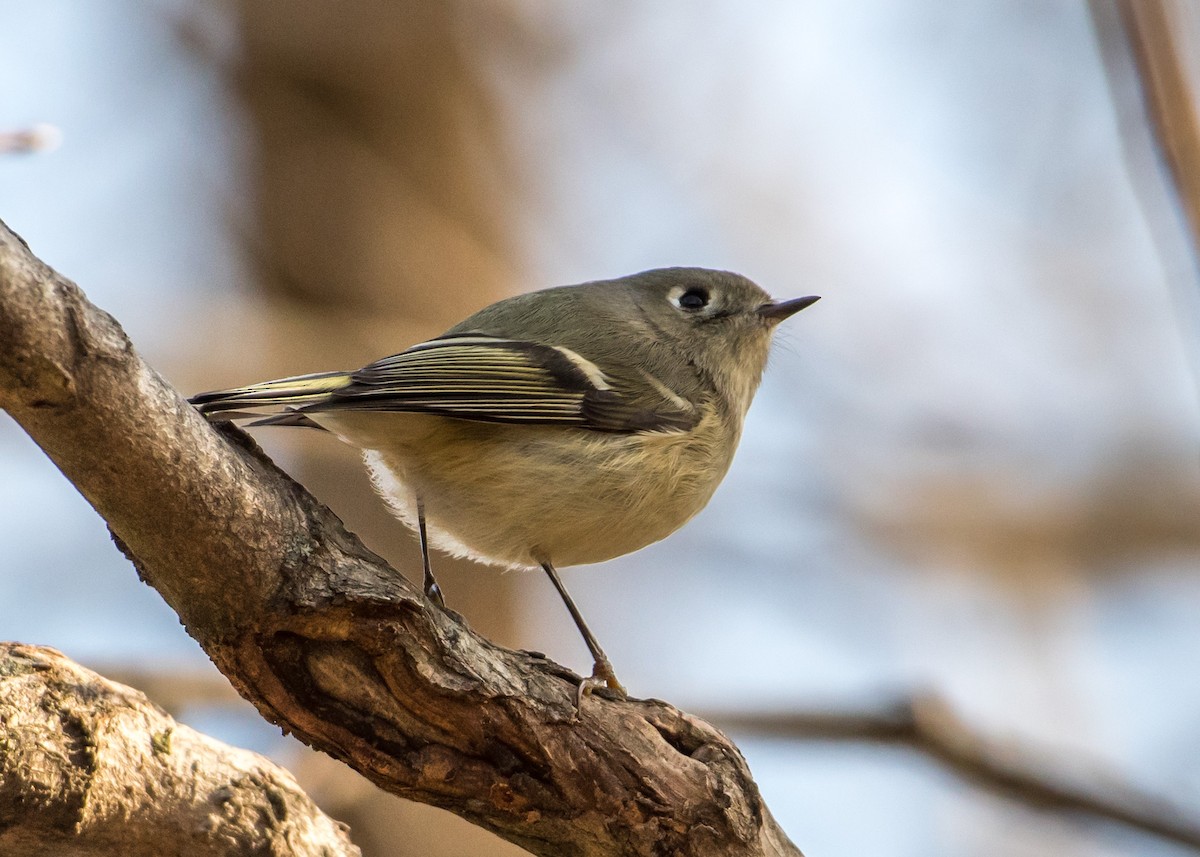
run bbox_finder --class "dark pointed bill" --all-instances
[757,295,820,323]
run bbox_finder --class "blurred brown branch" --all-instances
[1111,0,1200,257]
[710,695,1200,852]
[0,642,358,857]
[0,124,60,154]
[0,218,800,857]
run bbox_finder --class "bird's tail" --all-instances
[189,371,352,428]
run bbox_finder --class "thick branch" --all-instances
[0,219,801,857]
[0,642,358,857]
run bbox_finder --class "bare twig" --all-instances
[0,124,61,155]
[709,695,1200,852]
[0,217,801,857]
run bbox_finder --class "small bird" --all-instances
[191,267,818,697]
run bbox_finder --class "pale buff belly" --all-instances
[313,411,736,570]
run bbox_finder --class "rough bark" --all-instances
[0,642,358,857]
[0,218,802,857]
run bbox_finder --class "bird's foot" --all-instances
[424,579,445,609]
[575,658,627,707]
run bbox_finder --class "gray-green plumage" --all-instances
[191,267,818,695]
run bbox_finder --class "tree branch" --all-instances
[88,663,1200,852]
[0,218,802,857]
[709,696,1200,851]
[0,642,358,857]
[1114,0,1200,258]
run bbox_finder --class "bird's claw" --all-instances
[575,659,627,707]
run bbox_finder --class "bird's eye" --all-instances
[676,288,710,311]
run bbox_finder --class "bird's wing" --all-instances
[306,333,699,433]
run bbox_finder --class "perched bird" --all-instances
[191,267,818,697]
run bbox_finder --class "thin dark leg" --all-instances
[541,561,626,699]
[416,498,444,607]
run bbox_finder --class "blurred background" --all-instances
[3,2,1200,855]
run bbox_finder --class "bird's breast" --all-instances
[333,409,738,570]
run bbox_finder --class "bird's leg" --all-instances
[416,498,445,607]
[541,561,626,701]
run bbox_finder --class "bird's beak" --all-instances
[757,295,820,324]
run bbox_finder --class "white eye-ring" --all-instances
[670,286,711,311]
